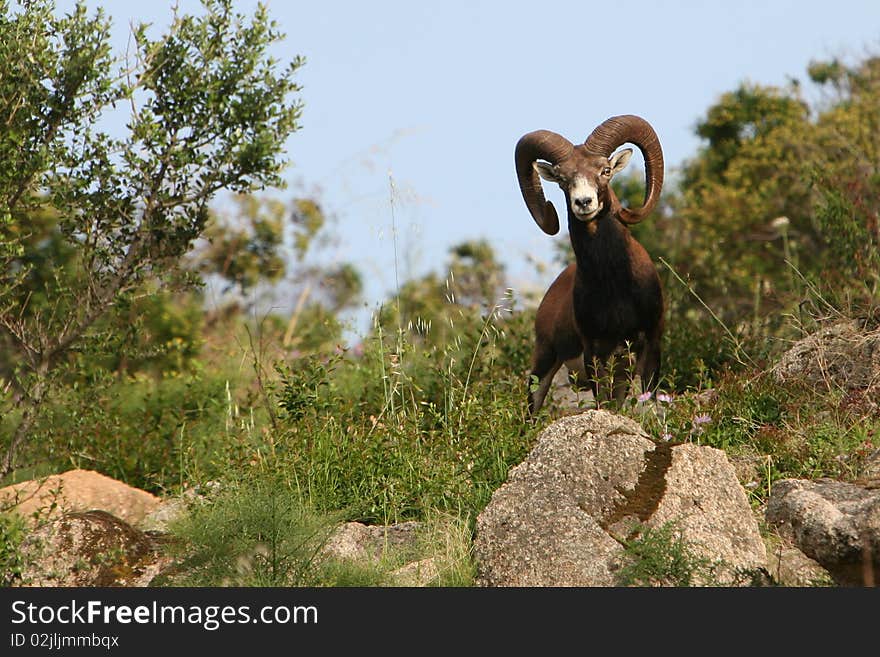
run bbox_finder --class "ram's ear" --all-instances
[533,161,562,183]
[609,148,633,176]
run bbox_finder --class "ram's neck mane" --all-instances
[567,210,634,293]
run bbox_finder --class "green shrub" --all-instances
[0,512,26,586]
[617,522,719,587]
[163,477,340,587]
[28,372,236,494]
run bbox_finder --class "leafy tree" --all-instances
[658,55,880,352]
[196,194,288,298]
[0,0,304,476]
[672,83,814,318]
[807,57,880,298]
[190,190,363,353]
[446,239,506,310]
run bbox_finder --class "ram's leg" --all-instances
[635,327,662,393]
[564,356,588,389]
[582,344,602,400]
[528,346,563,418]
[584,341,630,405]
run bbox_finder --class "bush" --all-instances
[617,522,719,587]
[0,512,26,586]
[162,477,339,586]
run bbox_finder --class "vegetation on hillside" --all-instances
[1,1,878,586]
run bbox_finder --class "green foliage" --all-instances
[630,371,880,508]
[447,239,507,311]
[164,476,476,586]
[375,240,510,346]
[687,83,810,184]
[274,355,339,423]
[665,83,812,332]
[658,287,737,391]
[253,302,534,524]
[809,172,880,314]
[164,477,339,586]
[290,197,326,261]
[0,0,304,475]
[96,288,206,376]
[197,195,288,296]
[285,303,346,353]
[638,56,880,387]
[0,511,27,586]
[617,522,719,587]
[26,371,235,493]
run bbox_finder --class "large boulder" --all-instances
[0,469,160,525]
[474,411,767,586]
[16,510,171,587]
[766,478,880,586]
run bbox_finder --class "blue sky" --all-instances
[56,0,880,338]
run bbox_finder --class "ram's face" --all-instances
[533,148,633,221]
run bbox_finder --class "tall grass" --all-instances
[263,297,535,523]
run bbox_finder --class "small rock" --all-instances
[322,521,423,562]
[391,558,439,587]
[764,541,834,587]
[547,364,594,414]
[772,321,880,391]
[137,482,221,534]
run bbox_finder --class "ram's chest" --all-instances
[573,288,639,337]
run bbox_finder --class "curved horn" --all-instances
[515,130,574,235]
[584,115,664,225]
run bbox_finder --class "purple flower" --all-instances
[657,393,673,403]
[693,414,712,426]
[637,391,653,403]
[661,433,673,441]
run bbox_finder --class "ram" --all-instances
[515,115,665,416]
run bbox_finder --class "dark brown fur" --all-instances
[528,169,663,416]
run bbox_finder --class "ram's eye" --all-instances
[602,167,612,176]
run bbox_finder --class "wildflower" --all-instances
[771,215,790,230]
[637,391,653,403]
[693,414,712,426]
[657,393,673,403]
[661,433,673,442]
